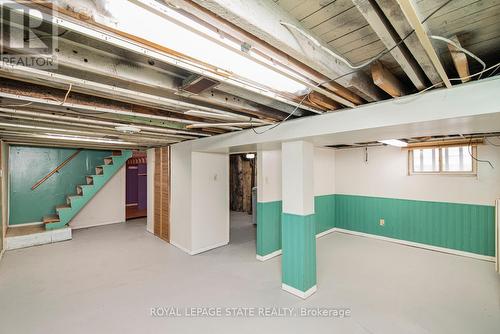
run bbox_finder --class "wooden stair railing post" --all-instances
[31,149,82,191]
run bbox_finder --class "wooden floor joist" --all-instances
[371,62,408,97]
[447,35,470,83]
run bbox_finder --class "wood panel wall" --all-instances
[230,154,256,214]
[154,147,170,242]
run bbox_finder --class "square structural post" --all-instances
[281,141,317,298]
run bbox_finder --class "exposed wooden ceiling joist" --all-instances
[397,0,452,88]
[447,35,471,83]
[375,0,443,86]
[190,0,385,101]
[352,0,427,90]
[371,61,408,97]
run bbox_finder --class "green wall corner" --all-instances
[281,213,316,292]
[256,201,282,256]
[9,146,112,225]
[315,194,336,234]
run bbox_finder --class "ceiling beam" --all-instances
[447,35,470,83]
[22,0,324,114]
[371,61,408,97]
[306,92,341,111]
[352,0,427,91]
[188,0,384,101]
[165,0,365,106]
[374,0,443,86]
[396,0,452,88]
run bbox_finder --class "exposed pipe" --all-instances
[0,107,207,137]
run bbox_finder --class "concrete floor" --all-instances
[0,212,499,334]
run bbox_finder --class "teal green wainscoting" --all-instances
[335,194,495,256]
[256,201,282,256]
[281,213,316,292]
[9,146,112,225]
[314,194,336,234]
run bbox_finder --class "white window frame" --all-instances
[408,145,477,176]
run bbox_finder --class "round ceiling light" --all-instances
[115,125,141,134]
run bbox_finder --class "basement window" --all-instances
[409,145,477,175]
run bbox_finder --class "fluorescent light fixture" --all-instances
[44,133,134,145]
[184,110,237,120]
[115,125,141,134]
[245,153,255,159]
[105,1,307,94]
[378,139,408,147]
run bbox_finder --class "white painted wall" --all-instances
[71,166,126,229]
[314,147,335,196]
[170,141,229,255]
[335,144,500,206]
[282,141,314,215]
[146,148,155,234]
[257,149,281,202]
[170,143,193,252]
[191,152,229,253]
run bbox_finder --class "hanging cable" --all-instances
[280,0,453,73]
[429,35,486,79]
[468,137,494,169]
[252,1,454,135]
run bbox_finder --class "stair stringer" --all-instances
[45,150,132,230]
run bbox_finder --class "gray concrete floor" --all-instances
[0,212,499,334]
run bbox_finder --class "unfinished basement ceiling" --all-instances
[0,0,499,149]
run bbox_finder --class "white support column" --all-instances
[281,140,317,299]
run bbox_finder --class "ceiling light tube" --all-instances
[378,139,408,147]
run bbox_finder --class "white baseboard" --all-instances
[169,241,191,254]
[190,241,229,255]
[70,220,123,230]
[256,249,282,261]
[335,228,495,262]
[254,227,493,262]
[282,283,317,299]
[316,227,336,239]
[5,227,72,250]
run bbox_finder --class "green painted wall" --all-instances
[9,146,112,225]
[282,213,316,292]
[314,194,336,234]
[335,194,495,256]
[257,194,495,257]
[256,201,282,256]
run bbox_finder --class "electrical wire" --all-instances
[429,35,486,79]
[485,137,500,147]
[487,63,500,77]
[468,136,494,169]
[252,0,453,135]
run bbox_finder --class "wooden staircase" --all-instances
[43,150,132,230]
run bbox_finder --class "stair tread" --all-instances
[43,215,60,223]
[56,204,71,210]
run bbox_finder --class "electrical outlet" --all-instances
[379,219,385,226]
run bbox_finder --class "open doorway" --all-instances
[126,151,148,220]
[229,153,257,245]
